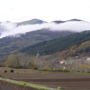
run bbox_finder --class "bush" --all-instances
[33,67,38,70]
[63,69,70,72]
[40,66,52,71]
[4,70,7,73]
[28,62,38,69]
[10,69,14,73]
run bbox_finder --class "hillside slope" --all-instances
[20,31,90,55]
[0,30,73,59]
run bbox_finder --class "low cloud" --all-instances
[0,21,90,38]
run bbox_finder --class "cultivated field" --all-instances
[0,71,90,90]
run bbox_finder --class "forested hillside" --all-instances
[0,30,73,59]
[20,31,90,55]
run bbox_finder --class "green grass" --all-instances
[0,77,64,90]
[14,71,90,74]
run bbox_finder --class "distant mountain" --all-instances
[67,19,83,22]
[53,19,83,24]
[17,19,45,25]
[53,20,65,24]
[18,18,83,25]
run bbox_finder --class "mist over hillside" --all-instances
[0,19,90,38]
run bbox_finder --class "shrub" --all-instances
[40,66,52,71]
[10,69,14,73]
[63,69,70,72]
[33,67,38,70]
[28,62,38,69]
[4,70,7,73]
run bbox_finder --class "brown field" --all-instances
[0,72,90,90]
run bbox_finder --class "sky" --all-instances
[0,0,90,22]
